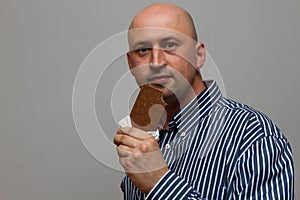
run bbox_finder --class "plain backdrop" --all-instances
[0,0,299,199]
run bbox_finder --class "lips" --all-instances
[148,74,172,84]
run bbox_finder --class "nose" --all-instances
[149,48,166,69]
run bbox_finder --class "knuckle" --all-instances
[138,143,149,153]
[113,135,119,144]
[117,145,123,152]
[148,138,157,146]
[119,135,126,144]
[132,151,140,160]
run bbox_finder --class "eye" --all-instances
[164,42,178,51]
[136,47,152,55]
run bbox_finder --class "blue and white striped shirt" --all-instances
[121,80,294,199]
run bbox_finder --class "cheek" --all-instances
[131,54,151,67]
[129,65,150,86]
[168,57,196,77]
[174,45,197,67]
[172,66,197,89]
[129,55,149,72]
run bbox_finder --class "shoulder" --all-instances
[224,98,283,135]
[216,97,289,150]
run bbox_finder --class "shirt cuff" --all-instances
[145,170,200,200]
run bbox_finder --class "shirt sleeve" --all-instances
[230,136,294,199]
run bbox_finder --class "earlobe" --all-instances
[195,42,206,69]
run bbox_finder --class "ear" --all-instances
[195,42,206,70]
[127,52,134,70]
[127,52,137,78]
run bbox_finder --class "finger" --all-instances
[117,127,129,135]
[120,127,153,140]
[114,134,138,148]
[116,145,132,157]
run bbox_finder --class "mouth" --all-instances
[148,74,172,85]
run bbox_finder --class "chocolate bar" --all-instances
[130,84,167,131]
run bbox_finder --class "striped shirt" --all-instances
[121,80,294,200]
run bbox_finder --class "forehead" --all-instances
[128,27,195,48]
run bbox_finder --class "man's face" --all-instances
[127,28,199,102]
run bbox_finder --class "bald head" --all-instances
[129,3,198,41]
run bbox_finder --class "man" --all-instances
[114,3,294,199]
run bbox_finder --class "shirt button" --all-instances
[165,144,171,149]
[180,131,186,137]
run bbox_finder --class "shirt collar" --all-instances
[168,80,223,133]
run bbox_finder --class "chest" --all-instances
[159,124,240,199]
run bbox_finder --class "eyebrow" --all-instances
[132,41,152,48]
[159,36,182,43]
[132,35,182,46]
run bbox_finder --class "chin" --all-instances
[148,83,165,90]
[162,90,177,100]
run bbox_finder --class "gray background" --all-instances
[0,0,299,199]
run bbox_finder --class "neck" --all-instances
[162,74,206,130]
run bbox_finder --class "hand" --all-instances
[114,127,169,194]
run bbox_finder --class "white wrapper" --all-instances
[118,115,160,140]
